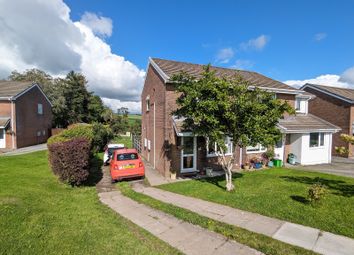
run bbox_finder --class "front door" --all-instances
[181,136,196,173]
[274,135,284,162]
[0,129,6,148]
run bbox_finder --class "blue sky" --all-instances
[66,0,354,81]
[1,0,353,113]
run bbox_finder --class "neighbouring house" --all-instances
[0,81,52,151]
[141,58,340,177]
[301,83,354,157]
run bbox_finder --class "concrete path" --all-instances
[0,143,47,156]
[293,157,354,178]
[143,158,191,186]
[133,185,354,255]
[96,166,263,255]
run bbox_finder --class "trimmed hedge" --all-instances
[48,124,94,146]
[48,138,91,186]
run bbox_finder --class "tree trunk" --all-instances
[220,148,235,192]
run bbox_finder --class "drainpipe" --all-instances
[11,100,15,149]
[153,102,156,169]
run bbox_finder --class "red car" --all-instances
[110,148,145,182]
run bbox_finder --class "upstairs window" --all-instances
[352,122,354,135]
[146,96,150,112]
[37,103,43,115]
[207,136,233,156]
[295,98,307,114]
[309,133,325,148]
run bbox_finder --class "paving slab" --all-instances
[97,178,262,255]
[314,232,354,255]
[273,222,320,250]
[133,185,354,255]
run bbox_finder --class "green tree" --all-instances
[172,66,293,191]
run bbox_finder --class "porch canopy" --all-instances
[172,116,193,136]
[277,114,341,133]
[0,117,10,128]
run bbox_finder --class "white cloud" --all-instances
[230,59,254,70]
[102,97,141,113]
[240,35,270,51]
[0,0,144,111]
[314,33,327,41]
[284,74,354,89]
[80,12,112,38]
[215,47,234,64]
[339,66,354,84]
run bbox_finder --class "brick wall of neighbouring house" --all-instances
[304,87,352,156]
[15,86,52,148]
[141,65,168,176]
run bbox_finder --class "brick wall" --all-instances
[141,65,168,176]
[304,87,351,156]
[15,86,52,148]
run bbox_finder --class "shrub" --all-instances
[92,123,114,152]
[308,183,327,203]
[48,138,91,186]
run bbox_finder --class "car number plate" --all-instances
[122,164,135,169]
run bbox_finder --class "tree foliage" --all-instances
[172,66,293,191]
[9,69,106,128]
[335,134,354,156]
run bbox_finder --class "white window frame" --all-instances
[206,136,233,157]
[146,96,150,112]
[246,144,266,154]
[144,138,147,148]
[147,140,151,150]
[37,103,43,115]
[309,132,325,148]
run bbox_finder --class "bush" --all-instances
[48,124,94,145]
[48,138,91,186]
[308,183,327,203]
[91,123,114,152]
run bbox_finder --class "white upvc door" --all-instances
[0,129,6,148]
[274,135,285,162]
[181,136,197,173]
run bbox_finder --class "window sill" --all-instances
[206,153,233,158]
[309,146,325,150]
[246,150,266,154]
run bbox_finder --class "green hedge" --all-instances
[48,124,94,145]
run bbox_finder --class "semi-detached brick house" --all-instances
[141,58,340,177]
[0,81,52,151]
[301,83,354,157]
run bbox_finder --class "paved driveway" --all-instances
[0,143,47,156]
[294,157,354,178]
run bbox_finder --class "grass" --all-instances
[118,182,316,255]
[111,136,133,148]
[158,168,354,238]
[0,151,179,255]
[127,114,141,126]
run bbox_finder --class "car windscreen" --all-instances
[117,153,138,161]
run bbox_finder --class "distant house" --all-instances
[0,81,52,151]
[141,58,340,177]
[302,83,354,157]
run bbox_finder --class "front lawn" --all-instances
[0,151,179,255]
[159,168,354,238]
